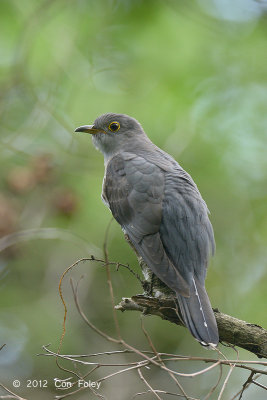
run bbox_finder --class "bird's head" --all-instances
[75,113,146,161]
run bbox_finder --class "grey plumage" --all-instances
[75,113,219,346]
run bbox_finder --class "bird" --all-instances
[75,113,219,347]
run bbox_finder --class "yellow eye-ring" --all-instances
[108,121,120,132]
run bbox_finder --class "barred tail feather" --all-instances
[176,277,219,346]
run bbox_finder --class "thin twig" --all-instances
[218,363,236,400]
[132,391,197,399]
[140,317,189,399]
[103,218,122,340]
[70,277,120,344]
[237,371,254,400]
[0,383,27,400]
[39,348,267,366]
[137,368,162,400]
[251,379,267,390]
[99,363,149,383]
[204,363,223,400]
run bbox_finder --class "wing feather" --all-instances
[160,171,215,283]
[103,153,190,296]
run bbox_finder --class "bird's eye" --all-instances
[108,121,120,132]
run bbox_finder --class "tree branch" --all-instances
[115,295,267,358]
[115,235,267,359]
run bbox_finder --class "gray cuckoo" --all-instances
[75,113,219,346]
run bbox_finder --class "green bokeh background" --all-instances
[0,0,266,399]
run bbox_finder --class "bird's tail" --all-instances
[176,277,219,346]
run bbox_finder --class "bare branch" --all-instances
[0,383,27,400]
[137,368,162,400]
[116,295,267,358]
[218,363,236,400]
[52,242,267,400]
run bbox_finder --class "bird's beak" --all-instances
[75,125,100,134]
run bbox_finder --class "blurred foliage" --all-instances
[0,0,267,398]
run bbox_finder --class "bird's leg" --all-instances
[148,272,156,296]
[138,260,155,295]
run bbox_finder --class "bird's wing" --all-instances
[159,170,218,345]
[103,153,189,296]
[159,170,215,284]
